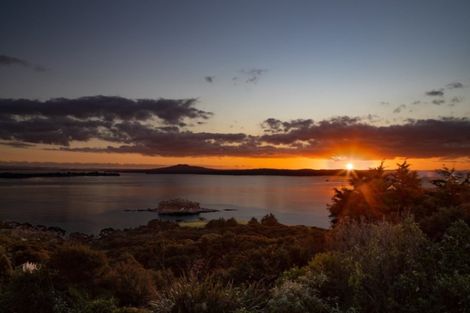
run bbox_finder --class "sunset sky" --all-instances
[1,0,470,169]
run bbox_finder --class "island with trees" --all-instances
[143,164,361,176]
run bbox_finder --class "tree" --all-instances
[385,161,423,218]
[328,162,426,225]
[328,162,389,224]
[431,167,470,207]
[261,214,280,226]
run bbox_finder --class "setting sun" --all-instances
[346,163,354,171]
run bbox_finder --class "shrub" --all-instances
[12,246,49,266]
[78,298,118,313]
[0,270,62,313]
[277,220,433,312]
[261,214,280,226]
[0,250,12,282]
[436,220,470,274]
[419,206,470,240]
[153,275,264,313]
[49,244,108,286]
[107,255,156,306]
[432,272,470,312]
[205,218,228,229]
[225,218,239,227]
[267,277,334,313]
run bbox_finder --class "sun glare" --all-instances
[346,162,354,171]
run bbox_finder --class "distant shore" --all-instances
[0,171,120,179]
[142,164,357,176]
[0,164,362,178]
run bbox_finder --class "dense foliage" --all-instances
[0,163,469,312]
[0,215,323,312]
[328,162,470,236]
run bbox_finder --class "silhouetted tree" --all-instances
[247,217,260,226]
[328,162,389,224]
[431,167,470,207]
[385,160,424,218]
[261,214,280,226]
[329,162,432,225]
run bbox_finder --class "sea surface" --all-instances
[0,173,350,233]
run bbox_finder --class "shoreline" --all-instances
[0,215,327,238]
[0,171,120,179]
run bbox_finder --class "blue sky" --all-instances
[0,0,469,167]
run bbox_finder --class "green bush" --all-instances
[153,275,264,313]
[49,244,108,287]
[436,220,470,274]
[0,270,61,313]
[267,277,335,313]
[106,255,156,306]
[273,220,432,312]
[0,250,12,283]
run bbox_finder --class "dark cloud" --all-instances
[237,68,268,84]
[364,114,380,123]
[261,118,283,133]
[0,141,35,148]
[0,96,212,126]
[60,131,256,157]
[0,115,114,146]
[432,99,445,105]
[450,96,464,105]
[425,89,444,97]
[258,117,470,159]
[0,96,213,146]
[261,118,314,133]
[393,104,407,114]
[446,82,464,89]
[0,55,46,72]
[204,76,215,83]
[1,97,469,159]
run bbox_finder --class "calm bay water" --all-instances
[0,174,348,234]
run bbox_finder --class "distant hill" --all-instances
[145,164,347,176]
[147,164,217,174]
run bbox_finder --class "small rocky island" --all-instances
[124,199,219,216]
[156,199,218,216]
